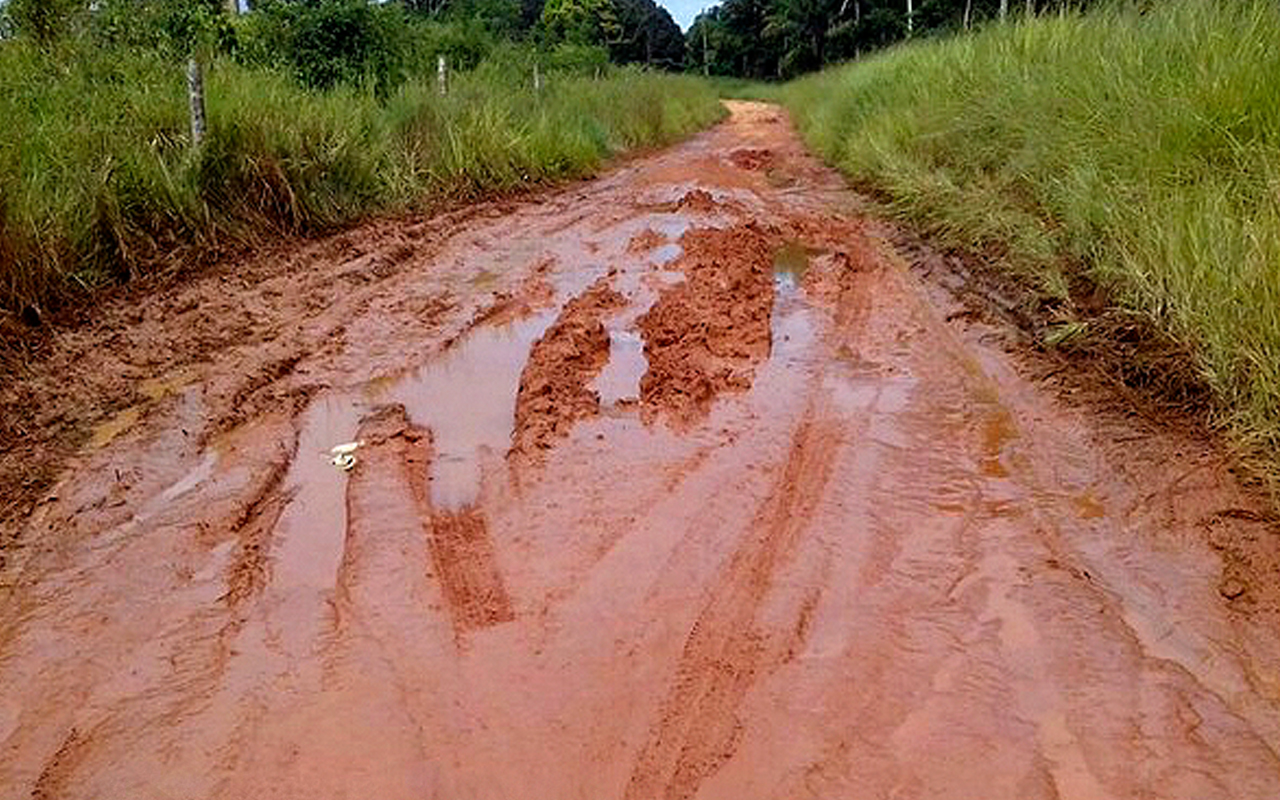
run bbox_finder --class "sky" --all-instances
[658,0,717,30]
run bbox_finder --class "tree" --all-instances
[766,0,845,77]
[539,0,617,46]
[608,0,684,69]
[5,0,86,44]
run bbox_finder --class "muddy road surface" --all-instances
[3,102,1280,799]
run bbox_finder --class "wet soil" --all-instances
[2,102,1279,799]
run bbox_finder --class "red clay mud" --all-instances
[511,277,626,458]
[627,228,668,253]
[675,188,720,213]
[728,147,775,171]
[638,223,777,424]
[1,102,1279,800]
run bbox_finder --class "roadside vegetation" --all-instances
[0,0,719,325]
[685,0,1100,80]
[774,0,1280,487]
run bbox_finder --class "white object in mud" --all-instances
[329,441,364,472]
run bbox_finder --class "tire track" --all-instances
[222,437,297,606]
[428,509,515,631]
[343,405,514,634]
[624,411,842,800]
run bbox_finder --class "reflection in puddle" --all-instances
[770,263,820,366]
[595,329,647,406]
[273,396,361,592]
[651,243,682,265]
[90,407,142,448]
[652,216,691,241]
[392,311,557,509]
[160,452,219,502]
[773,240,821,285]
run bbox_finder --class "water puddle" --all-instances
[389,310,557,509]
[273,396,362,593]
[90,407,142,448]
[773,240,821,287]
[651,243,682,265]
[651,216,691,241]
[595,329,647,406]
[160,451,219,502]
[592,270,664,411]
[254,273,601,612]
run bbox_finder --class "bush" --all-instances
[236,0,409,94]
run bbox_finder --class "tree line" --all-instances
[0,0,687,87]
[1,0,1125,87]
[687,0,1112,79]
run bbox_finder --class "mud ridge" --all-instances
[222,439,297,606]
[638,224,776,425]
[510,277,626,460]
[676,190,719,213]
[627,229,668,253]
[728,148,774,171]
[349,405,514,633]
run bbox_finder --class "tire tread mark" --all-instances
[624,414,840,800]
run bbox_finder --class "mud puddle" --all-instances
[2,101,1279,800]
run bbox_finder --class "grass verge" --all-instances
[0,42,724,325]
[779,0,1280,493]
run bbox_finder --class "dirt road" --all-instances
[2,102,1279,799]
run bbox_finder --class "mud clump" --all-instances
[511,278,627,459]
[676,190,719,213]
[729,148,774,171]
[638,224,776,424]
[628,229,668,253]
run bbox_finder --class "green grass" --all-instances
[706,76,781,101]
[0,41,723,317]
[779,0,1280,488]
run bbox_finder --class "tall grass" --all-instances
[781,0,1280,483]
[0,41,723,316]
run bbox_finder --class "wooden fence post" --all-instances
[187,56,206,148]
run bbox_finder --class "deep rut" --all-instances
[1,102,1279,800]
